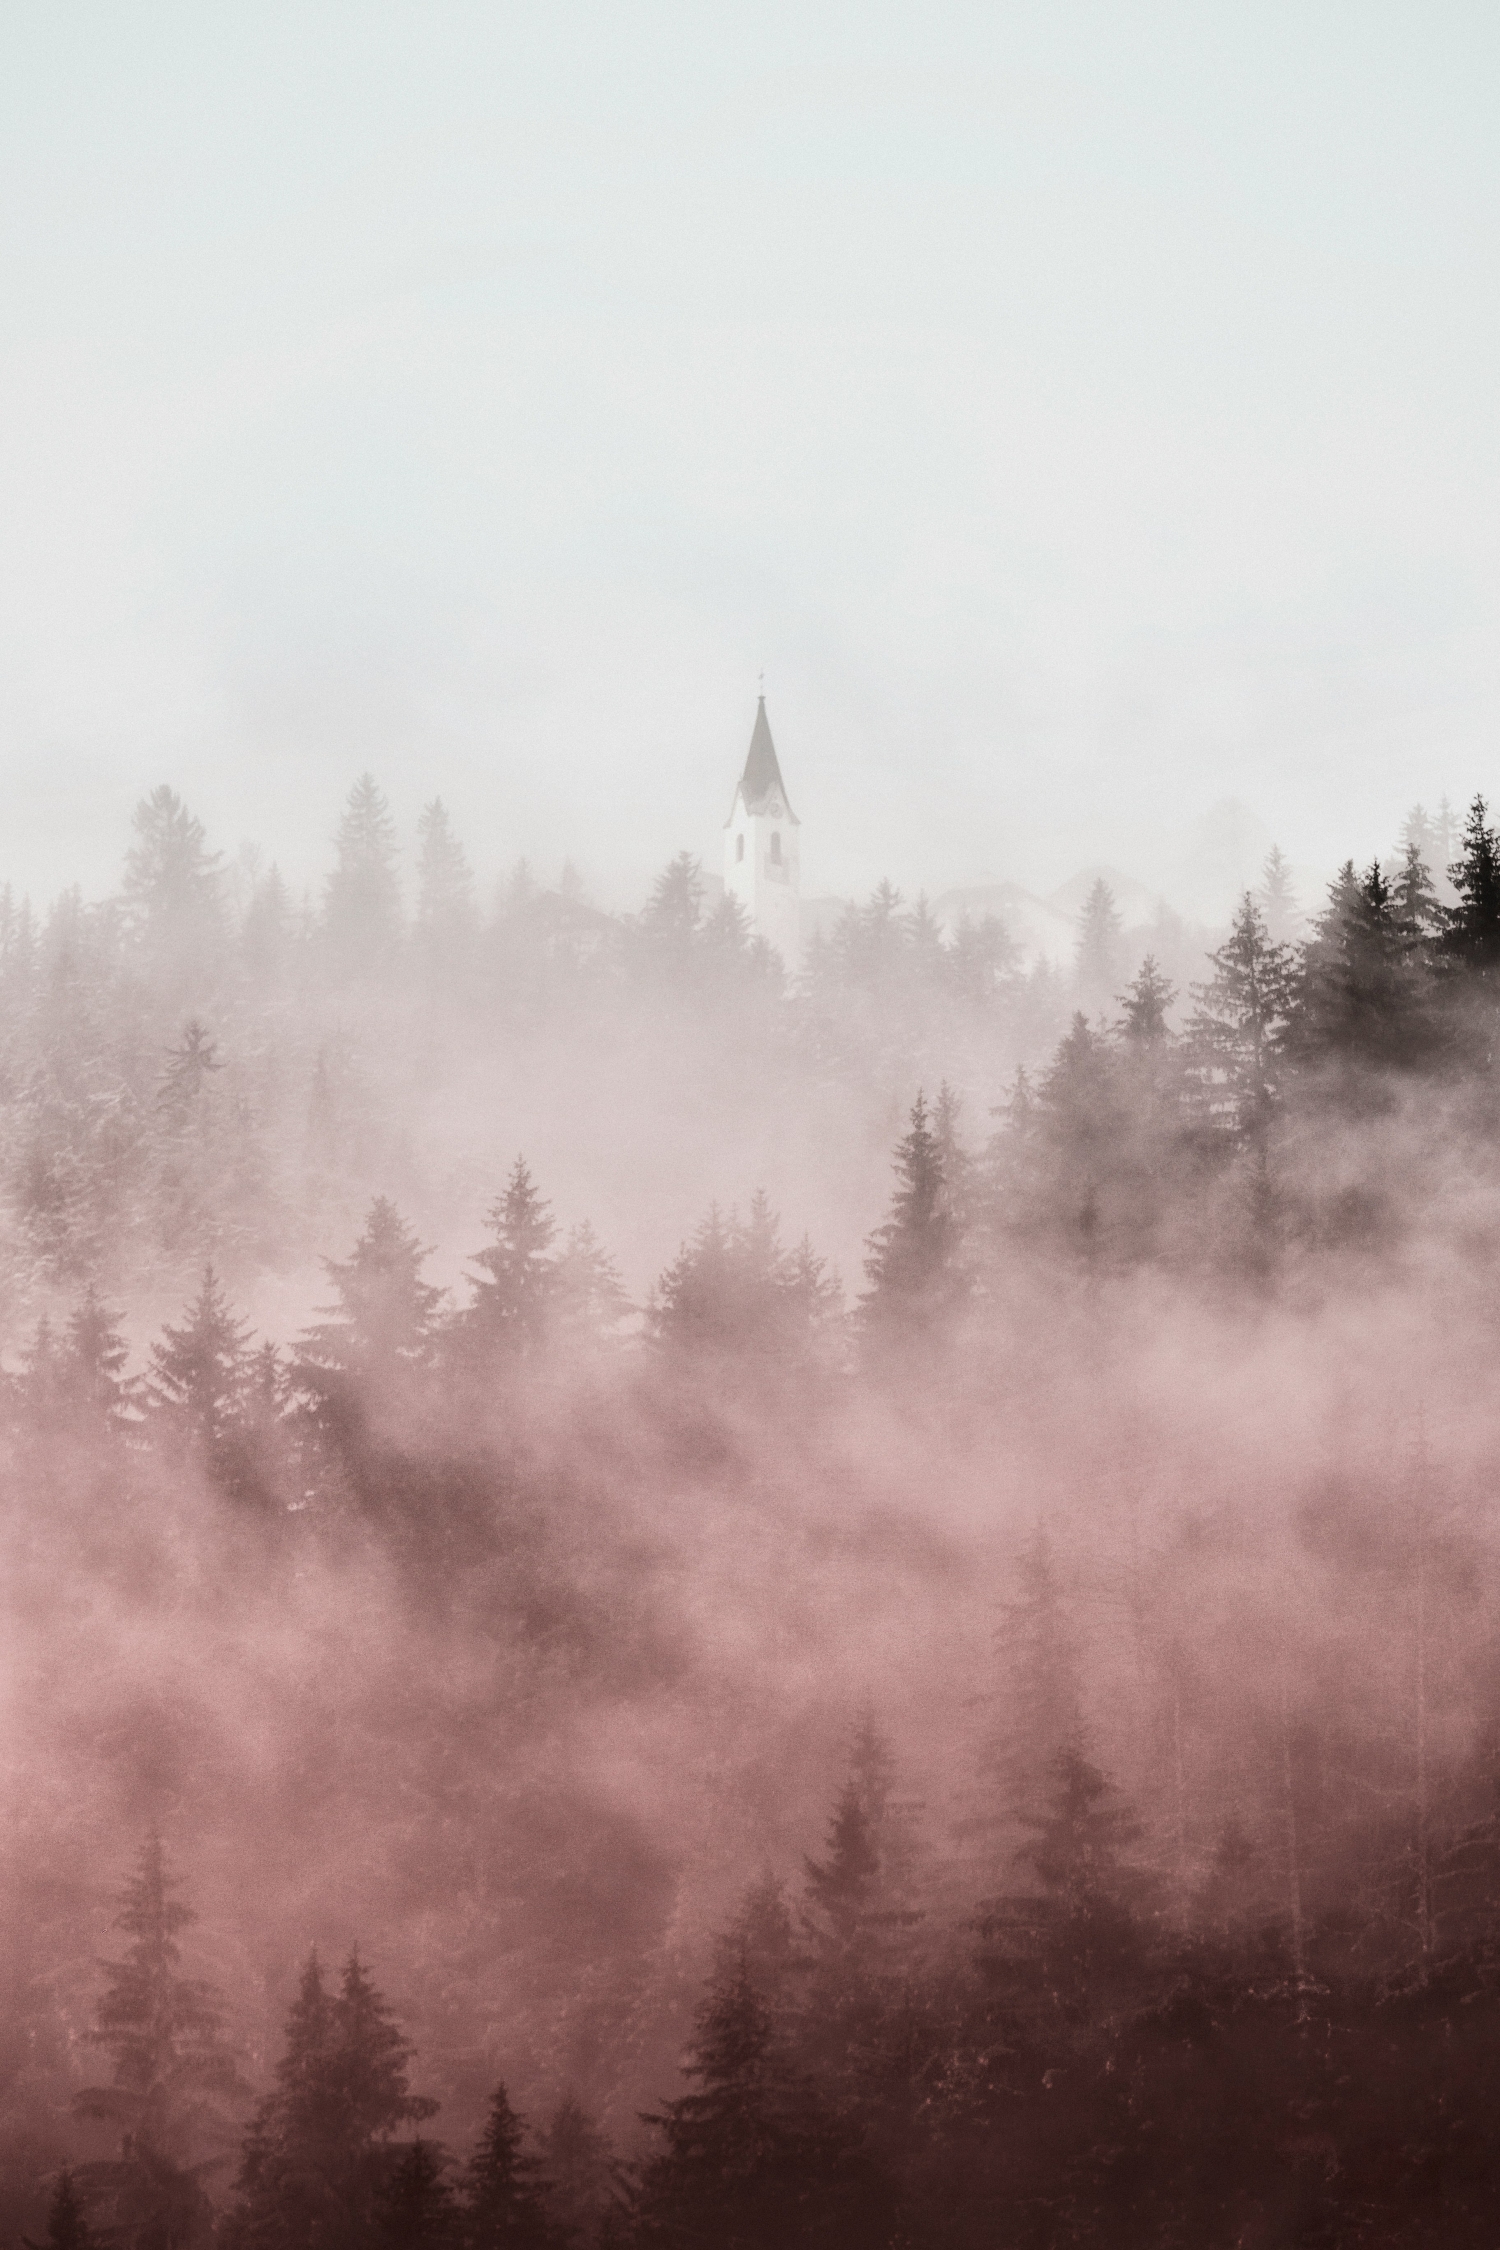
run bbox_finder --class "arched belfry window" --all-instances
[736,834,745,862]
[770,832,782,865]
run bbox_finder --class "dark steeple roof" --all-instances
[729,696,798,823]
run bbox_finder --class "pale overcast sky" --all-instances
[2,2,1498,913]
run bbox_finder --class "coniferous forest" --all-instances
[9,778,1500,2245]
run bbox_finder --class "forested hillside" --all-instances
[6,779,1500,2245]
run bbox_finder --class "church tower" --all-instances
[724,696,801,965]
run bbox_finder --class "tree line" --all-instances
[25,1492,1500,2250]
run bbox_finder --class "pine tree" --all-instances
[377,2139,458,2249]
[635,853,703,973]
[858,1092,964,1352]
[797,1723,927,2164]
[550,1222,632,1349]
[981,1527,1085,1841]
[802,1783,880,1955]
[460,2085,556,2248]
[649,1205,739,1355]
[73,1836,244,2250]
[1186,892,1294,1147]
[1400,803,1438,866]
[648,1195,815,1367]
[324,775,403,975]
[1118,955,1175,1046]
[74,1834,243,2157]
[1256,845,1300,944]
[123,789,225,959]
[56,1288,136,1440]
[147,1267,254,1460]
[226,1949,437,2250]
[16,1313,65,1429]
[464,1160,559,1361]
[1074,878,1123,1009]
[931,1080,975,1240]
[157,1022,223,1129]
[535,2099,613,2248]
[1393,839,1441,945]
[1441,793,1500,972]
[630,1956,888,2249]
[944,910,1020,1002]
[1028,1012,1129,1260]
[416,801,477,931]
[1290,857,1439,1077]
[984,1742,1147,2013]
[25,2171,93,2250]
[717,1873,799,2012]
[777,1237,844,1366]
[415,802,478,987]
[301,1199,444,1389]
[699,890,755,970]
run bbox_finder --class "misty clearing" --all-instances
[7,769,1500,2249]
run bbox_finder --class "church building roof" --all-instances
[730,696,799,823]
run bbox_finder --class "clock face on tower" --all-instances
[768,800,782,817]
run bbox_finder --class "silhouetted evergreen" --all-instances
[859,1091,964,1353]
[629,1955,893,2249]
[324,775,403,976]
[1442,792,1500,970]
[225,1950,436,2250]
[72,1835,243,2250]
[377,2139,459,2249]
[534,2099,614,2248]
[147,1267,254,1470]
[25,2171,93,2250]
[298,1199,444,1413]
[464,1161,560,1363]
[460,2086,556,2248]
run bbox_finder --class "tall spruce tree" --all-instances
[1256,844,1300,944]
[324,776,403,975]
[55,1288,136,1440]
[1074,877,1123,1009]
[73,1835,244,2249]
[802,1782,880,1957]
[535,2099,614,2247]
[1028,1012,1128,1261]
[226,1949,436,2250]
[1290,856,1439,1078]
[147,1267,254,1462]
[376,2140,458,2250]
[1441,792,1500,972]
[629,1955,889,2250]
[300,1199,443,1394]
[650,1194,835,1368]
[859,1092,964,1353]
[122,790,226,991]
[26,2172,93,2250]
[156,1023,223,1130]
[634,853,704,976]
[460,2085,556,2248]
[981,1743,1147,2017]
[550,1222,632,1349]
[1394,838,1441,944]
[415,801,478,952]
[464,1160,560,1362]
[1118,955,1175,1047]
[981,1527,1085,1841]
[1186,892,1294,1148]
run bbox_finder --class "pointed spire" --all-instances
[731,697,798,822]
